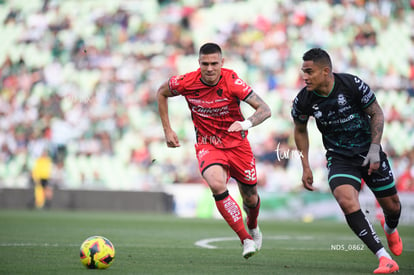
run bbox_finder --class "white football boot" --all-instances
[242,238,257,259]
[249,226,262,251]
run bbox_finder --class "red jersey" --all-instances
[168,68,253,148]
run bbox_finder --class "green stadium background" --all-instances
[0,0,413,223]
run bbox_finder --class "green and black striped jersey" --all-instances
[291,73,376,157]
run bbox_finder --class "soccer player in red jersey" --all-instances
[157,43,271,259]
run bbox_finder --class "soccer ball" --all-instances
[80,236,115,269]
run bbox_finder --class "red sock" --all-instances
[214,191,251,243]
[243,196,260,229]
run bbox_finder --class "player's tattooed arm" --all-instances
[363,99,384,144]
[244,92,271,126]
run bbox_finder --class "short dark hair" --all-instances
[199,43,222,56]
[303,48,332,69]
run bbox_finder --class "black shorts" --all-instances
[326,150,397,198]
[40,179,49,187]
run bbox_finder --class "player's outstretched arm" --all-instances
[156,81,180,147]
[293,121,314,191]
[228,92,271,132]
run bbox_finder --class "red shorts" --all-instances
[195,141,257,185]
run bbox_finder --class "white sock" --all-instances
[375,247,391,260]
[384,222,396,234]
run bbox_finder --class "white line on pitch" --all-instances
[194,237,237,249]
[194,235,319,249]
[194,235,392,249]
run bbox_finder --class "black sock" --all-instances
[384,202,401,229]
[345,209,383,254]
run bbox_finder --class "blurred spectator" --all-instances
[29,149,53,209]
[396,149,414,192]
[0,0,413,192]
[354,24,377,47]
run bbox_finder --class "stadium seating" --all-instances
[0,0,413,192]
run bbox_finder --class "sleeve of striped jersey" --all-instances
[291,94,309,123]
[353,75,376,109]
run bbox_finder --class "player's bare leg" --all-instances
[203,165,257,258]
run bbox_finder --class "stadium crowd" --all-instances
[0,0,413,193]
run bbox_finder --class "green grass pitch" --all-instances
[0,210,413,274]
